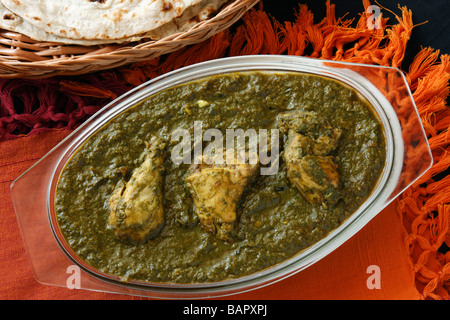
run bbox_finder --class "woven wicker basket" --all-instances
[0,0,259,79]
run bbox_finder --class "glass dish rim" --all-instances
[12,54,431,298]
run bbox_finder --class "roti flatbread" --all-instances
[0,3,123,44]
[0,0,208,40]
[0,0,227,45]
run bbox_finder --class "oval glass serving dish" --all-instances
[11,55,432,299]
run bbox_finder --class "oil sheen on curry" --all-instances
[55,71,386,284]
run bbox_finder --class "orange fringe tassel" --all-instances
[61,0,450,299]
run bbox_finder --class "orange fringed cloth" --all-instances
[0,1,449,299]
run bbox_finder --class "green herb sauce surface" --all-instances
[55,72,386,283]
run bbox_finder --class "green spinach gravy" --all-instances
[55,72,386,284]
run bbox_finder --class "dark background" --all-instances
[263,0,450,69]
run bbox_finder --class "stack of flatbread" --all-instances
[0,0,228,46]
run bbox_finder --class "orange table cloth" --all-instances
[1,1,449,300]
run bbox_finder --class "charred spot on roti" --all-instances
[89,0,106,3]
[189,15,200,23]
[162,2,173,11]
[176,6,183,17]
[2,14,15,20]
[112,9,128,23]
[69,27,80,38]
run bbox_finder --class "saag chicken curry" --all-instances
[55,71,386,283]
